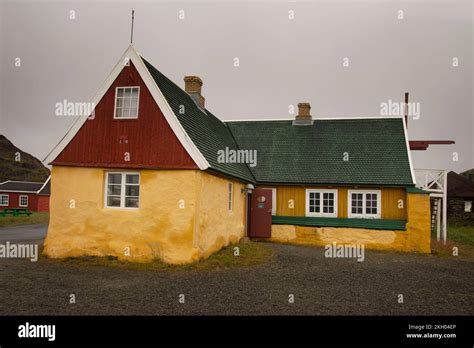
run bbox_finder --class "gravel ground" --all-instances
[0,242,472,315]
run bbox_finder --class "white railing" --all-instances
[414,169,447,243]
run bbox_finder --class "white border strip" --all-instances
[402,116,417,185]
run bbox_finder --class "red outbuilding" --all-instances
[0,177,50,212]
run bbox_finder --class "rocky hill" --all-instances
[0,135,50,183]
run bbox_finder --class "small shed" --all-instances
[447,171,474,222]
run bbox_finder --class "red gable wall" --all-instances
[52,62,198,169]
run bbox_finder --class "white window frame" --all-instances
[113,86,140,119]
[348,190,381,219]
[0,194,9,206]
[305,189,338,217]
[104,172,140,209]
[19,195,28,207]
[465,200,472,213]
[228,183,233,212]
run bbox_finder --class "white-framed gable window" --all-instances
[19,195,28,207]
[114,87,140,119]
[105,172,140,209]
[228,183,233,211]
[305,189,338,217]
[0,194,8,206]
[348,190,381,219]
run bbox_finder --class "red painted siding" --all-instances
[52,62,198,169]
[36,196,50,212]
[0,192,41,211]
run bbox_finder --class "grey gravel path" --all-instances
[0,243,472,315]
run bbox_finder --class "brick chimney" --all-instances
[184,76,205,109]
[293,102,313,125]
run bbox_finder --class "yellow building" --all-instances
[43,45,431,264]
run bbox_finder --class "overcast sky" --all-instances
[0,0,472,173]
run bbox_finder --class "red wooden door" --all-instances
[249,188,272,238]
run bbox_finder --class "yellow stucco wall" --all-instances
[43,166,246,264]
[195,173,246,259]
[271,192,431,253]
[271,186,406,219]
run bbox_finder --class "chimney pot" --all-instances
[184,76,205,109]
[293,102,313,125]
[296,102,311,119]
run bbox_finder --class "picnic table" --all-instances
[0,208,32,217]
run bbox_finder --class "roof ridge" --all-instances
[225,117,403,123]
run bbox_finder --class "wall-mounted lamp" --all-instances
[241,183,255,194]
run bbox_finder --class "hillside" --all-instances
[0,135,50,183]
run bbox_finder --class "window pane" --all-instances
[125,107,131,117]
[107,196,121,207]
[115,108,123,118]
[108,185,121,196]
[351,193,363,215]
[131,88,139,97]
[117,89,123,97]
[124,88,131,97]
[126,174,139,184]
[129,107,138,117]
[125,185,140,197]
[108,174,122,184]
[116,98,123,108]
[125,197,139,208]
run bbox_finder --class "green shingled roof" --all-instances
[226,119,414,186]
[142,58,255,183]
[142,57,413,186]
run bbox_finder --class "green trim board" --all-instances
[272,215,407,231]
[406,186,429,194]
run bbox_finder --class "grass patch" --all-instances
[44,241,273,272]
[431,224,474,258]
[447,224,474,246]
[0,212,49,228]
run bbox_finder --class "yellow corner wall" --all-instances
[271,192,431,253]
[273,186,406,219]
[44,166,246,264]
[195,172,246,259]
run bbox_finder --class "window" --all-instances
[228,183,233,211]
[19,195,28,207]
[305,189,338,217]
[114,87,140,119]
[348,190,381,218]
[105,172,140,209]
[0,194,8,206]
[465,201,472,213]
